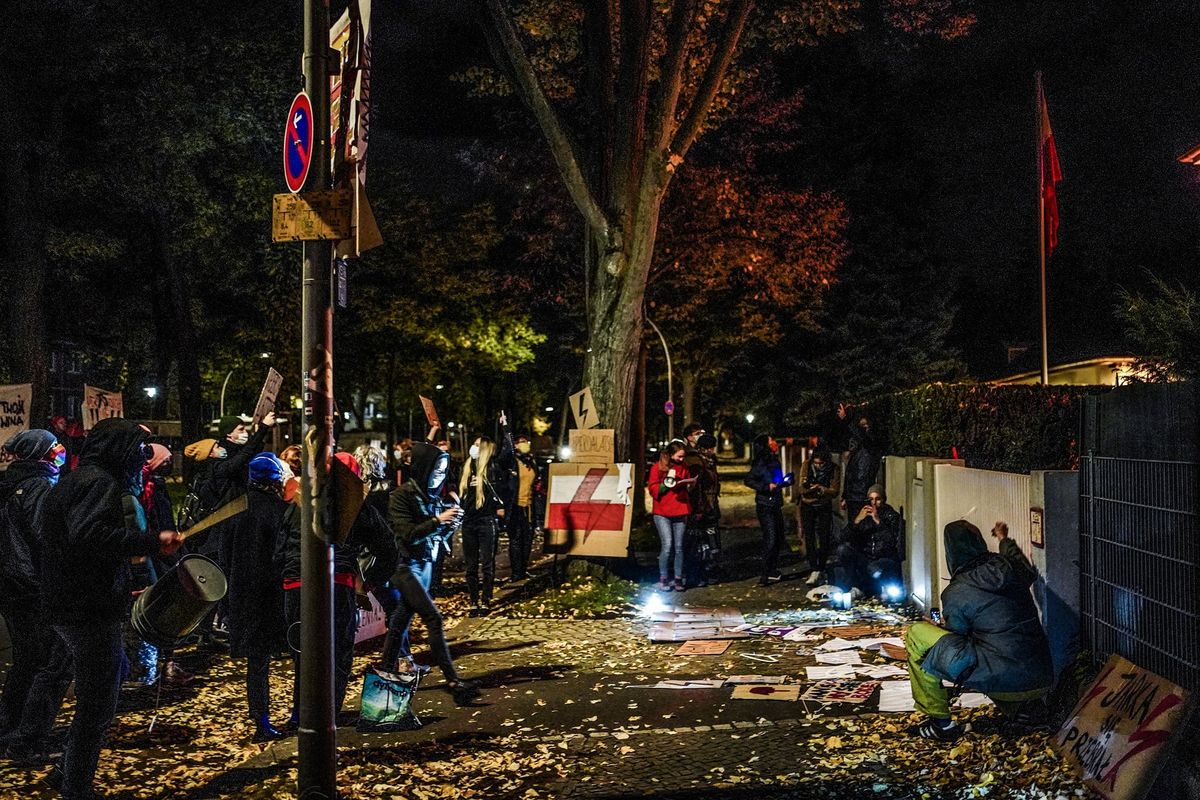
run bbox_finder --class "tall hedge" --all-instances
[865,383,1112,474]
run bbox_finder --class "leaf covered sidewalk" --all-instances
[0,561,1094,800]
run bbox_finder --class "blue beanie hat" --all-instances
[248,452,284,485]
[3,429,58,462]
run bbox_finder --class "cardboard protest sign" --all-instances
[568,428,614,463]
[673,640,732,656]
[568,387,600,429]
[82,385,124,430]
[252,368,284,424]
[419,395,440,429]
[732,685,800,702]
[354,590,388,644]
[0,384,33,471]
[1055,654,1190,800]
[544,462,633,557]
[801,679,881,704]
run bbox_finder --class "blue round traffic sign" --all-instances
[283,92,314,193]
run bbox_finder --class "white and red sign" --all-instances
[0,383,33,471]
[544,462,633,557]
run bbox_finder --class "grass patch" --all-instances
[507,573,638,619]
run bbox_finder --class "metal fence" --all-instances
[1080,453,1200,689]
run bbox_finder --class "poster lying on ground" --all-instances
[82,385,124,430]
[0,384,33,471]
[1055,654,1190,800]
[544,462,633,557]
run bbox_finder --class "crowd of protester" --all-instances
[0,409,547,798]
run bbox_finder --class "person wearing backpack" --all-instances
[382,441,479,704]
[0,430,71,762]
[458,412,514,616]
[38,418,183,799]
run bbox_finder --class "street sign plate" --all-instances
[283,91,314,193]
[272,191,352,241]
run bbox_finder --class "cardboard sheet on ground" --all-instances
[648,606,748,642]
[821,625,880,639]
[648,679,726,690]
[1054,654,1190,800]
[732,685,800,702]
[801,679,880,704]
[815,651,863,665]
[806,665,859,680]
[544,462,632,557]
[954,692,994,708]
[816,637,859,652]
[877,680,916,712]
[724,675,786,685]
[651,607,745,624]
[857,637,906,650]
[879,642,908,661]
[649,624,750,642]
[674,640,732,656]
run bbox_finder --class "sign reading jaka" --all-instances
[0,384,33,471]
[1055,654,1189,800]
[82,385,124,431]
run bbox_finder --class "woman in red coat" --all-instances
[647,442,696,591]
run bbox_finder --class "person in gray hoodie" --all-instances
[904,519,1053,741]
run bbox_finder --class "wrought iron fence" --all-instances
[1080,453,1200,689]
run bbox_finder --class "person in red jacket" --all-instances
[647,442,696,591]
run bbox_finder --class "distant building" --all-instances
[989,355,1148,386]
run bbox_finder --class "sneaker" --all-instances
[163,661,194,686]
[765,572,783,584]
[447,678,482,705]
[657,579,671,591]
[907,717,967,742]
[467,606,483,618]
[805,570,822,586]
[479,602,492,616]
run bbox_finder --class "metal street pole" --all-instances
[1036,71,1050,386]
[219,369,235,418]
[299,0,337,795]
[645,316,673,441]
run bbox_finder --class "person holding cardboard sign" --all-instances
[648,442,696,592]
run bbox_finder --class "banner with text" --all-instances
[82,385,124,431]
[0,384,34,471]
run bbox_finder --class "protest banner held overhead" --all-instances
[82,385,124,430]
[0,384,34,471]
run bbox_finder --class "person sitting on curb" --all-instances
[831,484,902,600]
[905,519,1053,741]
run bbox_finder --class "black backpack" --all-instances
[0,487,40,599]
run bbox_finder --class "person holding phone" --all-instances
[831,484,903,599]
[648,442,696,591]
[745,435,792,586]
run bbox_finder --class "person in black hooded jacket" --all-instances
[218,453,290,741]
[837,403,883,513]
[0,429,71,760]
[39,418,182,799]
[382,441,478,703]
[904,520,1053,741]
[744,434,791,586]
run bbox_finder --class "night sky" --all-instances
[376,1,1200,377]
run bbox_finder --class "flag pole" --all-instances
[1037,71,1050,386]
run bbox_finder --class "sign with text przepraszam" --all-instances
[0,383,33,471]
[283,91,314,194]
[1055,654,1189,800]
[82,385,124,431]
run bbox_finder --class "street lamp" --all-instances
[143,387,157,399]
[435,384,445,391]
[645,316,674,441]
[745,412,755,425]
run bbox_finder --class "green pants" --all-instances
[904,622,1045,718]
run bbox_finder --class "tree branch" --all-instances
[669,0,754,159]
[647,0,699,151]
[611,0,651,215]
[477,0,612,239]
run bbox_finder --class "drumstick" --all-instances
[180,495,250,541]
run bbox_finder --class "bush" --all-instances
[866,382,1112,473]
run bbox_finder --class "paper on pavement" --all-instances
[954,692,994,708]
[877,680,916,712]
[815,650,863,665]
[806,664,859,680]
[857,664,908,679]
[816,637,858,651]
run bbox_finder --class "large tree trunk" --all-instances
[0,83,51,422]
[681,368,699,428]
[632,339,648,522]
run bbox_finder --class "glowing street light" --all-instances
[745,412,755,424]
[143,387,157,399]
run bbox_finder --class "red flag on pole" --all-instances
[1038,80,1063,258]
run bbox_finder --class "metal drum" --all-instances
[131,554,227,649]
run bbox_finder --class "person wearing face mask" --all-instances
[391,438,413,486]
[745,434,792,586]
[382,441,479,704]
[219,453,290,741]
[0,430,72,762]
[458,413,514,615]
[648,441,697,592]
[507,433,537,582]
[38,419,182,798]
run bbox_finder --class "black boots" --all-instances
[252,713,284,742]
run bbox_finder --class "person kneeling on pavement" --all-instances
[905,520,1053,741]
[830,484,902,599]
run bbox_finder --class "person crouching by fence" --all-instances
[904,520,1052,742]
